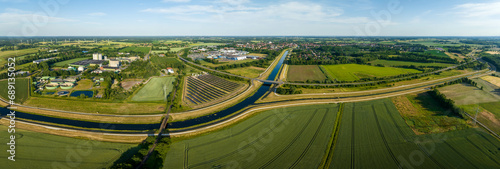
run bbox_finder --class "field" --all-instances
[481,75,500,87]
[150,57,182,69]
[286,65,328,82]
[331,99,500,169]
[225,66,264,78]
[164,104,339,168]
[184,74,242,106]
[479,101,500,119]
[189,42,225,47]
[24,97,166,114]
[439,83,500,105]
[121,79,143,90]
[53,57,91,67]
[169,47,186,52]
[0,78,30,103]
[0,125,137,169]
[72,79,94,90]
[200,59,257,68]
[119,46,150,54]
[425,50,449,58]
[369,60,454,67]
[392,94,470,134]
[131,77,175,102]
[320,64,422,81]
[0,48,41,65]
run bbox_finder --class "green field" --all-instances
[0,78,30,103]
[370,60,454,67]
[53,57,91,67]
[480,101,500,119]
[131,77,175,102]
[170,47,186,52]
[226,66,264,78]
[0,125,136,169]
[287,65,327,82]
[200,59,257,68]
[331,99,500,169]
[189,43,225,47]
[24,97,166,114]
[321,64,422,81]
[425,50,449,58]
[439,84,500,105]
[119,46,150,54]
[164,104,339,168]
[0,48,41,66]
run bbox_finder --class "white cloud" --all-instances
[162,0,191,3]
[88,12,107,16]
[454,2,500,18]
[142,1,367,24]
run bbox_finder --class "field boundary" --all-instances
[319,103,344,169]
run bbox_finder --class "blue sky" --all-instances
[0,0,499,36]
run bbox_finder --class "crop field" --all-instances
[369,60,454,67]
[330,99,500,169]
[439,83,500,105]
[0,78,30,103]
[24,97,166,114]
[189,42,225,47]
[53,57,91,67]
[169,47,186,52]
[0,125,136,169]
[164,104,339,168]
[119,46,150,54]
[286,65,328,82]
[200,59,256,68]
[225,66,264,78]
[150,57,182,69]
[131,77,175,102]
[479,101,500,119]
[0,48,41,66]
[320,64,422,81]
[184,74,243,105]
[481,75,500,87]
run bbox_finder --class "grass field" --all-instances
[369,60,454,67]
[189,42,225,47]
[287,65,327,82]
[24,97,166,114]
[321,64,422,81]
[53,57,91,67]
[200,59,257,68]
[425,50,449,58]
[119,46,150,54]
[439,83,500,105]
[479,101,500,119]
[0,78,30,103]
[164,104,339,168]
[331,99,500,169]
[131,77,175,102]
[170,47,186,52]
[481,75,500,87]
[0,125,137,169]
[225,66,264,78]
[392,94,470,134]
[0,48,41,66]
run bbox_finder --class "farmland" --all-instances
[0,48,41,65]
[24,97,166,114]
[150,57,182,69]
[321,64,422,81]
[392,94,470,134]
[481,75,500,87]
[131,77,175,102]
[164,104,339,168]
[330,99,500,169]
[369,60,454,67]
[52,57,91,67]
[438,83,500,105]
[0,125,137,169]
[0,78,30,103]
[119,46,150,54]
[286,65,328,82]
[425,50,449,58]
[184,74,243,106]
[199,59,257,68]
[225,66,264,78]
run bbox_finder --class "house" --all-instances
[78,66,85,72]
[159,54,165,57]
[167,67,174,74]
[33,57,55,64]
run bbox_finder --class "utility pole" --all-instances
[473,107,479,126]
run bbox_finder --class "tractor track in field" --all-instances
[443,141,479,169]
[259,110,319,169]
[289,108,330,169]
[465,137,500,167]
[382,103,445,169]
[184,143,189,169]
[350,103,355,169]
[371,105,401,168]
[320,104,344,169]
[186,111,305,168]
